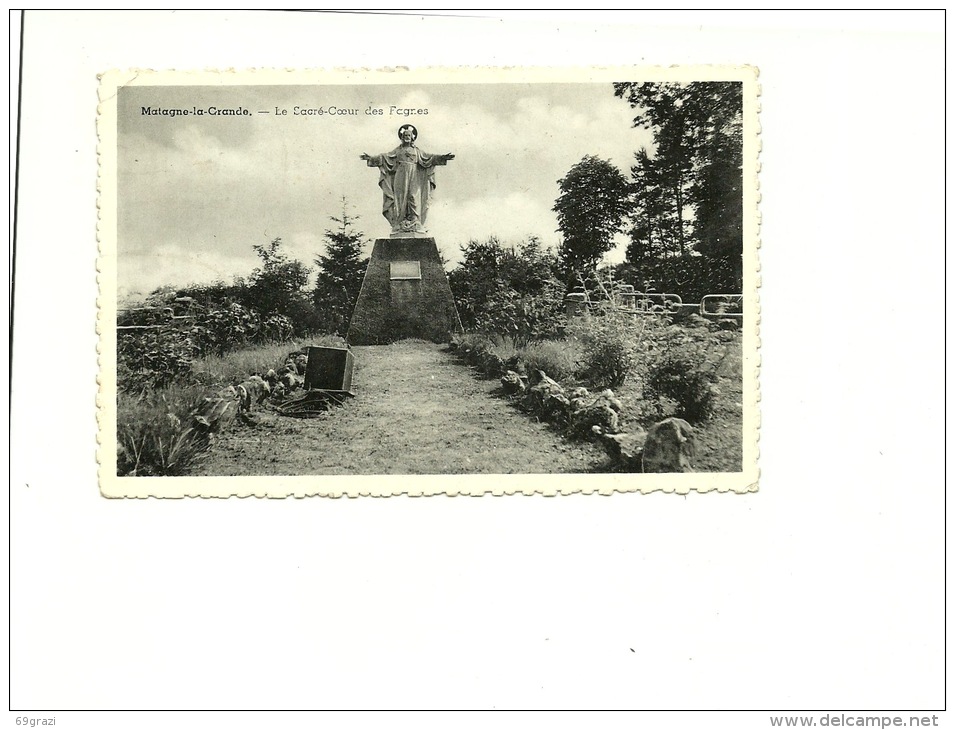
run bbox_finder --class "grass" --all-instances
[191,335,345,386]
[519,339,582,382]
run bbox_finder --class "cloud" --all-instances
[116,81,653,293]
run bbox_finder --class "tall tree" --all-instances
[553,155,631,280]
[313,200,369,335]
[627,147,681,266]
[614,81,743,292]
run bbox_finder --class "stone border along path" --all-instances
[193,340,611,476]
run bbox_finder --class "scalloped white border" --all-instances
[96,65,760,498]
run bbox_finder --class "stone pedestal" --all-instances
[347,237,463,345]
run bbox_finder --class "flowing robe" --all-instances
[366,144,449,233]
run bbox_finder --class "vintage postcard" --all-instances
[97,65,760,497]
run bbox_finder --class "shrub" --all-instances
[566,305,655,389]
[450,237,567,346]
[645,349,720,422]
[118,298,301,393]
[117,327,201,393]
[642,320,729,422]
[470,286,567,346]
[577,324,633,388]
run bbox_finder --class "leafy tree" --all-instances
[240,237,311,313]
[553,155,631,280]
[693,119,743,291]
[313,201,370,335]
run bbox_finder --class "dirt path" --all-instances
[193,341,609,476]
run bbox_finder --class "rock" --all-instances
[522,374,567,419]
[479,351,505,376]
[571,402,619,436]
[642,417,696,473]
[280,371,305,392]
[569,387,591,413]
[601,429,648,471]
[193,395,237,431]
[529,369,561,389]
[594,389,623,413]
[541,392,572,424]
[500,370,528,395]
[569,388,623,436]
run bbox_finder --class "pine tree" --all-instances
[313,199,369,335]
[614,81,743,293]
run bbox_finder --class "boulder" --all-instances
[541,391,572,424]
[479,351,506,376]
[642,417,696,473]
[600,429,648,471]
[572,402,619,436]
[522,373,569,421]
[280,371,305,392]
[569,388,623,436]
[500,370,528,395]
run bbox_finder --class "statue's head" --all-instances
[398,124,418,142]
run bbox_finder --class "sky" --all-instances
[117,81,654,299]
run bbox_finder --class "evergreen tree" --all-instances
[313,200,370,335]
[614,81,743,293]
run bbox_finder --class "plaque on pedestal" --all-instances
[347,237,462,345]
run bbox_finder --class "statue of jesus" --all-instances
[360,125,455,236]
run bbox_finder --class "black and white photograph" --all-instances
[99,66,760,495]
[10,9,945,724]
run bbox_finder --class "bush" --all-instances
[469,286,567,346]
[117,327,201,393]
[117,297,301,393]
[577,324,633,388]
[566,304,658,389]
[645,349,719,422]
[450,237,567,346]
[642,320,729,422]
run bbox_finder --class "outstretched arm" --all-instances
[360,152,382,166]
